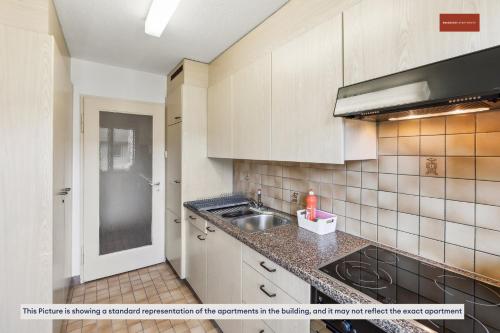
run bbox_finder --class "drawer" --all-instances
[243,319,274,333]
[186,212,206,233]
[242,245,310,303]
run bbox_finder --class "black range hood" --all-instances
[334,45,500,121]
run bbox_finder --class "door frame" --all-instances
[81,95,165,282]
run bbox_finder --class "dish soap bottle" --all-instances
[306,190,317,221]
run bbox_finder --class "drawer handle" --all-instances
[189,215,197,220]
[259,285,276,298]
[174,219,181,224]
[206,226,215,233]
[259,261,276,273]
[197,235,206,241]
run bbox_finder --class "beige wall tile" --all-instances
[261,175,283,188]
[362,172,378,190]
[378,191,397,211]
[332,184,346,200]
[476,157,500,181]
[332,170,346,185]
[346,218,361,236]
[319,169,334,183]
[445,200,475,226]
[420,156,445,178]
[362,159,378,172]
[379,122,398,137]
[476,111,500,133]
[379,173,397,193]
[476,180,500,206]
[262,185,283,200]
[309,168,323,182]
[346,171,361,187]
[378,226,397,247]
[398,136,420,155]
[398,156,420,175]
[419,237,444,262]
[445,243,474,272]
[361,205,377,224]
[346,186,361,204]
[282,178,290,189]
[446,222,475,248]
[320,197,333,212]
[476,204,500,232]
[420,196,445,220]
[420,135,445,156]
[283,166,308,179]
[397,231,419,255]
[346,202,360,220]
[477,132,500,156]
[475,251,500,280]
[333,200,346,216]
[379,137,398,155]
[446,178,475,202]
[379,156,397,174]
[336,215,346,231]
[361,189,378,207]
[378,209,397,229]
[446,114,475,134]
[446,134,475,156]
[446,157,475,179]
[476,228,500,256]
[346,160,362,171]
[320,183,334,198]
[421,117,445,135]
[420,177,445,198]
[398,194,419,215]
[398,212,419,234]
[398,175,419,195]
[361,222,377,241]
[420,217,445,241]
[398,119,420,136]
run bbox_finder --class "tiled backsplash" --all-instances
[234,111,500,280]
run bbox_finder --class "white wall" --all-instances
[71,58,166,275]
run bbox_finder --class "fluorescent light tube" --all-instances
[145,0,181,37]
[335,81,431,116]
[388,107,490,121]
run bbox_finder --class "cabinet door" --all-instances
[186,221,207,302]
[344,0,500,85]
[206,224,242,333]
[232,54,271,160]
[166,122,181,216]
[271,16,344,164]
[166,209,182,276]
[166,85,182,125]
[207,76,233,158]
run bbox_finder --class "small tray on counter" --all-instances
[297,209,337,235]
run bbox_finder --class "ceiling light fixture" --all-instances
[388,107,490,121]
[145,0,181,37]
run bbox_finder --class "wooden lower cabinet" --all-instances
[186,220,207,302]
[166,209,182,276]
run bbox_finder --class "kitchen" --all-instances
[2,0,500,333]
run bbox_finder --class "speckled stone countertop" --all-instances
[184,203,498,333]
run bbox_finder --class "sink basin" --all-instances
[231,214,290,232]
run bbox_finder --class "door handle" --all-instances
[174,219,181,224]
[197,235,206,241]
[259,261,276,273]
[206,226,215,233]
[259,285,276,298]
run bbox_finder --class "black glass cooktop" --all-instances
[319,245,500,333]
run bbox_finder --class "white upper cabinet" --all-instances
[271,15,345,163]
[232,54,272,160]
[344,0,500,85]
[207,75,233,158]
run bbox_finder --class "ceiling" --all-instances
[54,0,288,74]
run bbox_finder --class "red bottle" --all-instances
[306,190,317,221]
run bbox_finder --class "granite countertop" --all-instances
[184,202,498,333]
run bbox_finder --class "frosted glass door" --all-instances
[99,112,153,255]
[83,97,165,282]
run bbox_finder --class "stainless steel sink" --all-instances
[231,214,290,232]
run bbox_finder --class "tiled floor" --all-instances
[62,263,218,333]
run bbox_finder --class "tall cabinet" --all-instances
[0,1,73,333]
[165,60,233,278]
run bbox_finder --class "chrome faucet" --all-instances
[249,189,264,209]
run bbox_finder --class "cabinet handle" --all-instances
[189,215,197,220]
[174,180,181,184]
[197,235,206,241]
[259,330,264,333]
[259,261,276,273]
[174,219,181,224]
[259,285,276,298]
[206,226,215,233]
[174,116,181,120]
